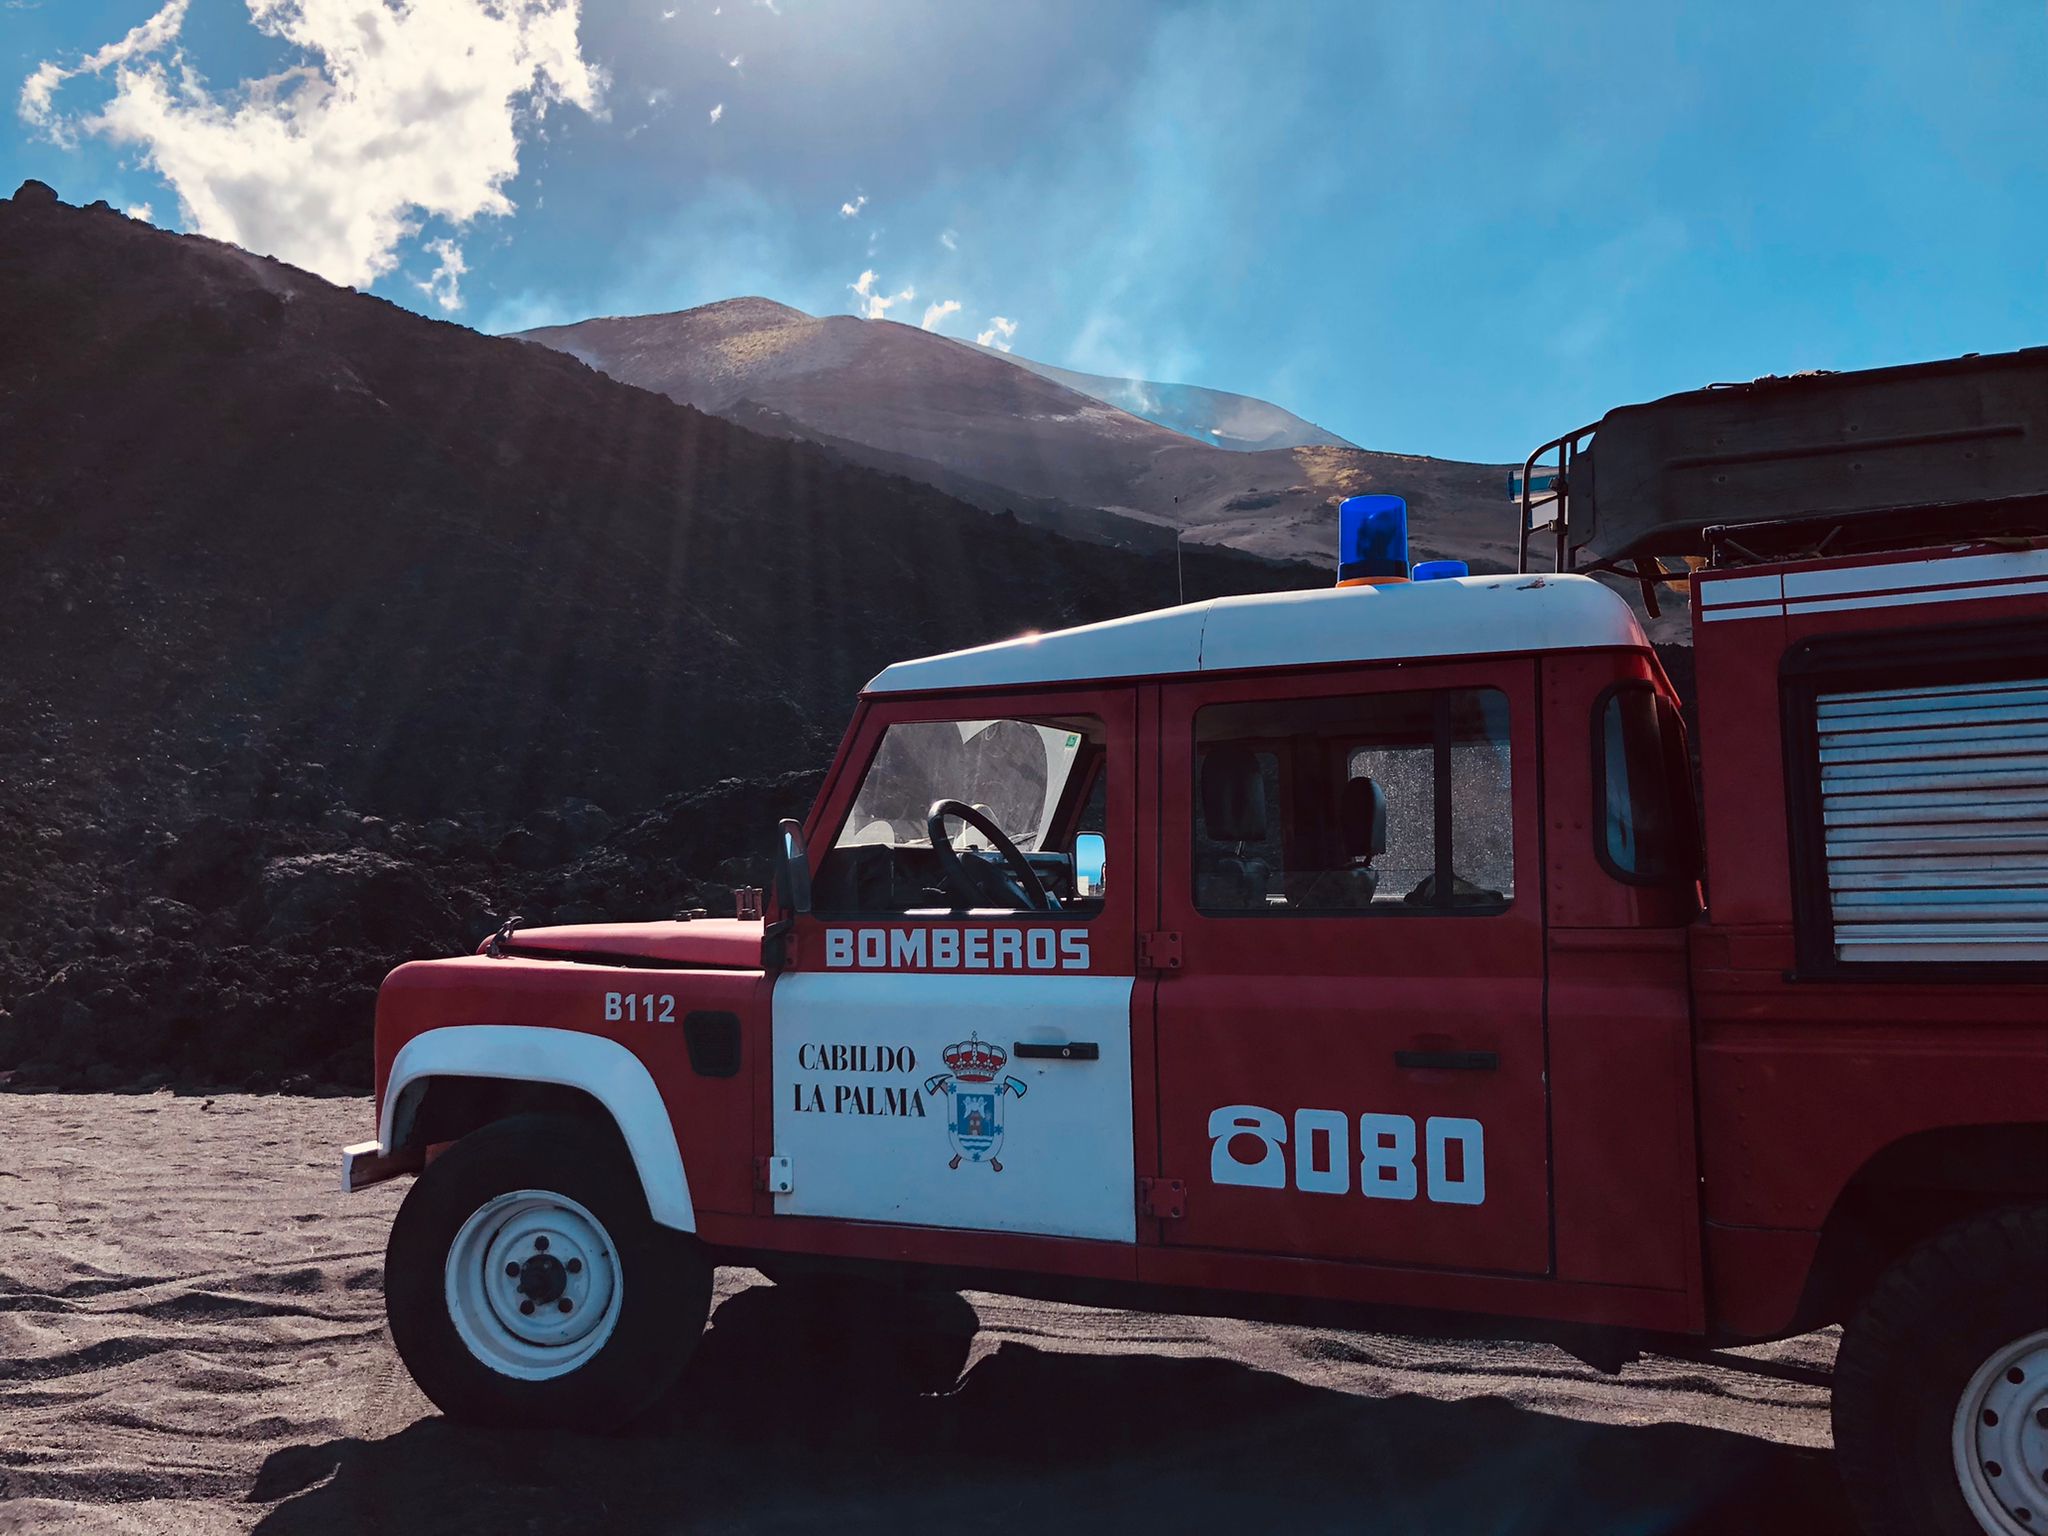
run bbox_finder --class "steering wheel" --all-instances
[926,799,1061,913]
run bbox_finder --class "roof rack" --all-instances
[1517,423,1688,617]
[1702,495,2048,568]
[1516,424,1595,575]
[1516,347,2048,588]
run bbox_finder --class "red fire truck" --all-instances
[346,349,2048,1536]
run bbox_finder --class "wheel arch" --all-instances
[381,1026,695,1232]
[1796,1119,2048,1330]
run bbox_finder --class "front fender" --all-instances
[380,1025,696,1232]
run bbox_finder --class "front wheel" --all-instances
[1834,1205,2048,1536]
[385,1112,710,1429]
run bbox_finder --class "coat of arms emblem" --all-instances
[923,1034,1028,1171]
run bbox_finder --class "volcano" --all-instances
[517,299,1521,570]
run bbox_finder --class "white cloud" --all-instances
[976,315,1019,352]
[18,0,190,134]
[919,298,961,332]
[21,0,601,293]
[708,101,724,123]
[125,201,154,222]
[661,6,676,16]
[838,193,866,219]
[939,228,958,251]
[415,236,468,311]
[19,61,66,129]
[850,268,913,319]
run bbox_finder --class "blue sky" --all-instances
[7,0,2045,462]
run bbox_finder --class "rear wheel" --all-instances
[385,1112,710,1429]
[1834,1205,2048,1536]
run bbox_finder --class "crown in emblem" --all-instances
[942,1034,1007,1083]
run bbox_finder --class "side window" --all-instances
[1075,760,1108,836]
[1192,689,1513,915]
[814,713,1106,916]
[1783,619,2048,974]
[1808,671,2048,965]
[1597,684,1699,885]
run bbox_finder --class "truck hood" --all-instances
[493,918,766,970]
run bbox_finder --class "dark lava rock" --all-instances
[494,827,551,870]
[255,850,461,950]
[12,179,57,206]
[153,815,270,910]
[557,798,614,851]
[138,897,202,937]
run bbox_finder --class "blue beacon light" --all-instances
[1411,559,1469,581]
[1337,495,1409,586]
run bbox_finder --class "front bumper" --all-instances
[341,1140,421,1194]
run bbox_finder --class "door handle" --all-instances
[1013,1041,1100,1061]
[1394,1049,1499,1072]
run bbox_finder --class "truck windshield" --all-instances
[834,716,1094,852]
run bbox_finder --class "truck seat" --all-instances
[1198,746,1272,909]
[1285,775,1388,909]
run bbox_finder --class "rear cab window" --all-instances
[1191,687,1513,915]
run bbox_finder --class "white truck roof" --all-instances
[866,572,1649,694]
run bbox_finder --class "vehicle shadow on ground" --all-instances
[249,1283,1853,1535]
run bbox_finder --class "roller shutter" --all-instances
[1819,676,2048,962]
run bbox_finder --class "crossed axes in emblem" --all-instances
[922,1074,1029,1098]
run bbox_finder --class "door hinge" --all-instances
[756,1155,794,1195]
[1137,930,1183,972]
[1138,1176,1186,1220]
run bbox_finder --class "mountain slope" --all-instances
[516,300,1521,571]
[0,183,1318,1088]
[1004,353,1355,452]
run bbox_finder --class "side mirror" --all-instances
[775,818,813,915]
[1074,831,1107,896]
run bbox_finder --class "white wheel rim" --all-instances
[443,1189,623,1381]
[1954,1327,2048,1535]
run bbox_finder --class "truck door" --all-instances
[772,687,1139,1244]
[1152,663,1551,1275]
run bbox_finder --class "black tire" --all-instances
[384,1112,711,1430]
[1833,1204,2048,1536]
